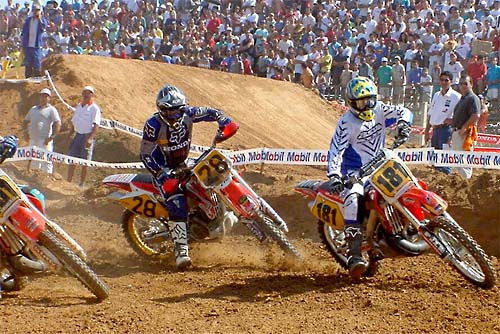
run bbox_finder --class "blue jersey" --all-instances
[140,106,231,176]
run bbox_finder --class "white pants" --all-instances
[341,171,370,225]
[451,131,472,179]
[29,138,54,174]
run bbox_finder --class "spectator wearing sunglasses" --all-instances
[424,71,461,175]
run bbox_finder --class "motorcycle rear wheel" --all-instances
[38,230,109,300]
[429,216,497,289]
[255,210,302,258]
[122,210,172,261]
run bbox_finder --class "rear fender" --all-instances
[294,180,322,199]
[102,174,137,192]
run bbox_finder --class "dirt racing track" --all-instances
[0,56,499,333]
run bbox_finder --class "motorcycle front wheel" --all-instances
[122,210,172,261]
[38,230,109,300]
[429,216,497,289]
[254,210,302,258]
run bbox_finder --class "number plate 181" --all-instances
[311,193,344,229]
[371,159,412,198]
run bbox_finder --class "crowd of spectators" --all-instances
[1,0,500,113]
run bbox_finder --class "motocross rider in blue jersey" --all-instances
[140,85,238,270]
[326,77,412,278]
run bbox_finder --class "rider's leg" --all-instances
[164,193,191,270]
[342,183,368,278]
[155,175,192,270]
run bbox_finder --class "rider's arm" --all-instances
[184,107,232,127]
[379,101,413,128]
[139,116,167,177]
[326,118,351,178]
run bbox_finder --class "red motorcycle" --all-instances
[0,152,109,299]
[103,126,301,262]
[295,148,496,289]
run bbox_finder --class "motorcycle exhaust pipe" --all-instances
[384,236,430,256]
[9,254,47,274]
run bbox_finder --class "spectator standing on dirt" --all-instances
[450,74,480,179]
[22,88,61,174]
[424,71,461,175]
[67,86,101,188]
[20,3,47,78]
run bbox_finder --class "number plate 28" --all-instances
[193,150,230,188]
[311,193,344,229]
[371,159,412,198]
[120,195,167,218]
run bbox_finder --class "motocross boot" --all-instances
[167,221,192,270]
[345,224,368,279]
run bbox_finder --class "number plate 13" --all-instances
[371,160,412,198]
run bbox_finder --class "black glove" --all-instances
[215,127,226,143]
[395,121,411,146]
[327,175,345,194]
[2,135,18,158]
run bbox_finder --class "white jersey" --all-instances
[327,102,412,177]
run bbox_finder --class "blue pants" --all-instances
[153,170,188,221]
[24,47,42,77]
[431,126,453,174]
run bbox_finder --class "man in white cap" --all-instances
[67,85,101,187]
[22,88,61,174]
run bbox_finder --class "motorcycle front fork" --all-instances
[391,202,452,261]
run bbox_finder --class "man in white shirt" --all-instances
[464,11,479,34]
[443,52,464,87]
[67,85,101,187]
[22,88,61,174]
[302,9,316,30]
[424,70,461,174]
[428,41,444,68]
[244,6,258,24]
[364,13,377,36]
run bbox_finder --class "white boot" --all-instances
[167,221,192,270]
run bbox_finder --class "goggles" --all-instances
[159,105,184,120]
[353,96,377,111]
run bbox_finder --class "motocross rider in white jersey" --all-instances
[326,76,412,278]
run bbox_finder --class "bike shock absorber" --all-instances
[241,219,267,242]
[259,199,289,233]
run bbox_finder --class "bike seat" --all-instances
[131,174,158,193]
